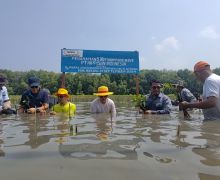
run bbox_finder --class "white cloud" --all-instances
[199,26,220,39]
[154,36,179,53]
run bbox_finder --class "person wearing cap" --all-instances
[173,81,197,110]
[0,75,15,115]
[50,88,76,117]
[140,79,172,114]
[90,86,116,118]
[180,61,220,120]
[19,76,49,114]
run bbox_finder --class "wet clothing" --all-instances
[202,73,220,120]
[0,86,16,115]
[0,86,9,111]
[179,88,197,103]
[20,89,49,110]
[143,92,172,114]
[52,102,76,116]
[91,98,116,118]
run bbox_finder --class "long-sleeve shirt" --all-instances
[144,93,172,114]
[179,88,197,103]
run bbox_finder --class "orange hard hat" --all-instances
[194,61,210,72]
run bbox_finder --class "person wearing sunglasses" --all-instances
[140,79,172,114]
[50,88,76,117]
[19,76,49,114]
[180,61,220,120]
[91,86,116,118]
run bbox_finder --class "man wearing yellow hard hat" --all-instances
[50,88,76,117]
[91,86,116,118]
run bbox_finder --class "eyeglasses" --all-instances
[152,86,161,90]
[31,86,39,89]
[58,95,67,98]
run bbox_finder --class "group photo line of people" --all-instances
[1,61,220,121]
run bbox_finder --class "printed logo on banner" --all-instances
[63,49,83,58]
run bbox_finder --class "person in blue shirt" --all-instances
[19,76,49,114]
[172,81,197,111]
[140,79,172,114]
[174,81,197,103]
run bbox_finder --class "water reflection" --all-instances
[20,114,51,149]
[93,113,113,141]
[192,121,220,166]
[59,113,141,160]
[199,173,220,180]
[0,120,5,156]
[0,100,220,180]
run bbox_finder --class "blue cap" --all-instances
[28,77,40,87]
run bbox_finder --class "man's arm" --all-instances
[180,96,217,110]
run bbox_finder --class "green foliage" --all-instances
[162,82,176,95]
[1,67,215,96]
[132,94,146,107]
[167,94,177,101]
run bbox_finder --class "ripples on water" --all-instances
[0,100,220,180]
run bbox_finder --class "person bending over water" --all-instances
[180,61,220,120]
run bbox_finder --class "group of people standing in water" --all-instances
[0,61,220,120]
[0,74,117,118]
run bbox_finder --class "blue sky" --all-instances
[1,0,220,72]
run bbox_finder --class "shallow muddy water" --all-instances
[0,100,220,180]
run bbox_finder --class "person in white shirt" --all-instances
[180,61,220,120]
[90,86,116,118]
[0,75,15,115]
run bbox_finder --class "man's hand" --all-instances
[144,110,152,114]
[27,108,36,114]
[50,111,57,115]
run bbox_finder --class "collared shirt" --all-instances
[52,102,76,116]
[0,86,9,110]
[180,88,197,103]
[202,73,220,120]
[20,88,49,109]
[90,98,116,118]
[144,92,172,114]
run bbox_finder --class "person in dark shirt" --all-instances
[140,80,172,114]
[19,77,49,114]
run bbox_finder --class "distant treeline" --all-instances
[1,68,220,96]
